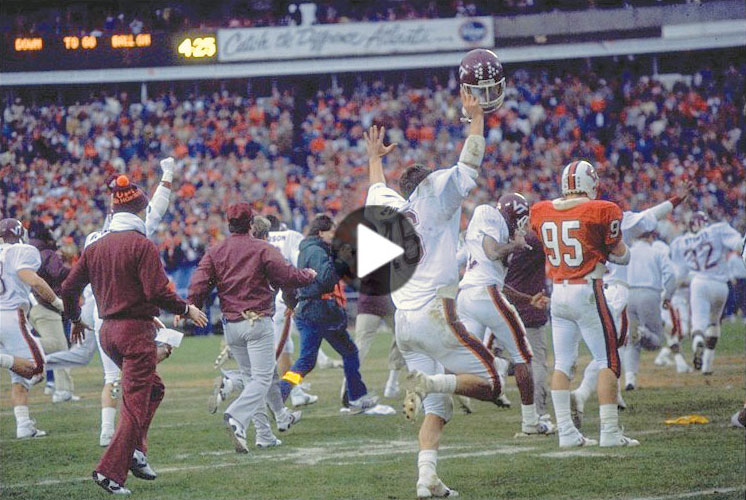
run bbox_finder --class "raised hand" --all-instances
[460,87,483,120]
[364,125,396,159]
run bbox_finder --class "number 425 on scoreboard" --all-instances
[177,36,217,59]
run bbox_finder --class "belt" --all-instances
[227,310,267,325]
[553,278,589,285]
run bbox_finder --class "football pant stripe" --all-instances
[487,285,532,364]
[618,306,628,346]
[592,279,621,377]
[442,298,501,395]
[18,309,45,376]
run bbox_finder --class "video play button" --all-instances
[332,206,419,296]
[356,225,403,278]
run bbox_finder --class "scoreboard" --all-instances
[2,32,218,72]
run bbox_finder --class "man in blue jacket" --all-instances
[279,214,377,412]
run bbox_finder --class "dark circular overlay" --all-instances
[332,205,420,296]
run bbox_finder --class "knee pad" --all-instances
[422,393,453,423]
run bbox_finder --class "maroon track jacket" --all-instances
[62,230,188,321]
[188,233,315,321]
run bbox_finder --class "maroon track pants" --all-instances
[96,318,164,485]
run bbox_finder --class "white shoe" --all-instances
[730,410,746,428]
[654,350,674,366]
[100,429,114,447]
[455,395,473,415]
[93,471,131,495]
[570,390,586,430]
[600,432,640,447]
[676,360,693,373]
[522,419,556,435]
[416,474,459,498]
[44,383,55,395]
[384,378,400,399]
[17,421,48,439]
[617,392,627,411]
[256,436,282,449]
[495,393,511,408]
[224,415,249,453]
[276,409,302,432]
[290,386,318,407]
[403,390,422,420]
[349,394,379,413]
[208,376,231,414]
[559,431,597,448]
[52,390,81,403]
[130,449,157,480]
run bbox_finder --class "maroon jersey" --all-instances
[62,231,188,321]
[505,231,548,328]
[188,233,315,321]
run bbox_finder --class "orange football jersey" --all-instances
[530,199,623,280]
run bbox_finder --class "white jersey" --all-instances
[669,233,693,286]
[628,239,676,299]
[267,229,304,267]
[459,204,510,290]
[0,243,42,311]
[366,163,478,310]
[605,209,658,285]
[675,222,743,283]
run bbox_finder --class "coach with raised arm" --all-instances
[188,203,317,453]
[61,175,208,496]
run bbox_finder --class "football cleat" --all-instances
[44,382,55,395]
[290,386,318,407]
[521,419,557,436]
[730,410,746,428]
[625,383,635,391]
[130,449,157,480]
[348,394,379,414]
[384,378,400,399]
[416,474,459,498]
[654,349,674,367]
[93,471,131,495]
[692,339,704,371]
[255,436,282,449]
[276,409,302,432]
[570,390,585,430]
[455,395,473,415]
[52,390,81,403]
[495,393,512,408]
[208,376,227,414]
[111,379,121,399]
[617,392,627,411]
[16,421,48,439]
[559,432,598,448]
[403,391,422,421]
[600,432,640,447]
[224,414,249,454]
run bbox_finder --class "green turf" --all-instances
[1,322,744,499]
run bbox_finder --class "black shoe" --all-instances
[625,383,635,391]
[693,342,704,371]
[93,471,132,495]
[130,449,157,480]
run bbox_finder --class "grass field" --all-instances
[1,321,745,500]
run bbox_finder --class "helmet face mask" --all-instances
[688,212,708,233]
[459,48,506,113]
[0,218,26,244]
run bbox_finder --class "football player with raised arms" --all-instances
[672,211,743,374]
[530,159,638,448]
[570,184,692,428]
[457,193,555,436]
[0,218,64,439]
[365,48,507,498]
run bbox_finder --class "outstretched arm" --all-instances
[145,157,177,240]
[365,125,396,187]
[459,88,485,171]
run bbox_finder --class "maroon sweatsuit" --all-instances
[62,230,188,485]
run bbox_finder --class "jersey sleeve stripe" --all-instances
[486,285,533,364]
[442,298,501,395]
[592,279,621,377]
[18,309,45,376]
[274,307,293,360]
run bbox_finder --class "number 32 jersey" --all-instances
[530,198,623,281]
[670,222,742,283]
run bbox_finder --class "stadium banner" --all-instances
[217,17,494,62]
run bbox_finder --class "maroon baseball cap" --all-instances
[226,202,253,224]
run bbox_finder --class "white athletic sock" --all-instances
[428,374,457,394]
[386,370,399,386]
[575,363,599,401]
[702,348,715,373]
[599,403,619,436]
[14,405,31,427]
[418,450,438,481]
[551,390,575,435]
[521,403,539,427]
[101,407,116,433]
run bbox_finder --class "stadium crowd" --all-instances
[2,64,745,287]
[4,0,714,35]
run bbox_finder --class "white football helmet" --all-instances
[561,160,599,199]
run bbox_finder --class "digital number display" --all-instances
[63,36,98,50]
[14,37,43,51]
[177,36,217,58]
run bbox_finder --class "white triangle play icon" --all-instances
[356,224,404,279]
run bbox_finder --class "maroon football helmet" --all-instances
[496,193,530,238]
[459,48,506,113]
[0,218,27,244]
[688,211,709,233]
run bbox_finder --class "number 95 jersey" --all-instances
[530,198,623,281]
